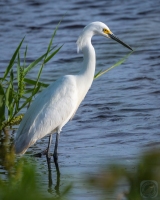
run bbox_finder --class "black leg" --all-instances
[53,133,59,163]
[33,134,52,158]
[53,133,60,176]
[55,163,60,195]
[47,155,61,196]
[46,134,53,166]
[46,134,52,158]
[48,168,53,194]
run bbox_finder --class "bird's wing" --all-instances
[15,75,78,154]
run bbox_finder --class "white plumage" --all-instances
[15,22,132,157]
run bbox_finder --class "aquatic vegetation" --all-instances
[0,131,71,200]
[0,24,62,130]
[94,51,133,79]
[88,149,160,199]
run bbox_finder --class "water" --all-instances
[0,0,160,199]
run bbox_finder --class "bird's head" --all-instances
[77,21,133,52]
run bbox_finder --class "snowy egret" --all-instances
[15,21,132,161]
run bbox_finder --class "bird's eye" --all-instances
[103,28,111,34]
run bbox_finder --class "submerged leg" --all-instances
[53,133,60,174]
[47,157,60,196]
[33,134,52,158]
[46,134,53,168]
[53,133,59,163]
[46,134,52,158]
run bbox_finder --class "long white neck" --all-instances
[79,40,96,84]
[76,33,96,103]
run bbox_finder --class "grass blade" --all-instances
[94,51,134,79]
[6,70,15,120]
[17,52,21,84]
[24,78,49,88]
[24,45,28,67]
[24,52,48,76]
[0,84,5,127]
[0,20,63,128]
[29,22,62,106]
[46,20,62,54]
[44,45,63,64]
[2,37,25,82]
[19,85,41,111]
[23,46,57,76]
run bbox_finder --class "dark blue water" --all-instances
[0,0,160,199]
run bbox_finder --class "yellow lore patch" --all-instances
[103,28,112,35]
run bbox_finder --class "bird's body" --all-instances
[15,22,132,156]
[15,76,77,154]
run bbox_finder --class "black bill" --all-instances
[109,33,133,51]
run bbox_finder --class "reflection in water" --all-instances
[0,130,63,199]
[33,152,61,196]
[31,136,61,197]
[46,156,60,196]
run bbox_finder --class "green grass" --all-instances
[88,149,160,199]
[0,23,62,130]
[0,131,70,200]
[94,51,133,79]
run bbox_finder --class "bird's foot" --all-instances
[33,149,50,157]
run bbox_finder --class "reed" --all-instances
[0,24,62,130]
[0,131,70,200]
[94,51,133,79]
[88,149,160,199]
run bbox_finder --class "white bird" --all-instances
[15,21,132,161]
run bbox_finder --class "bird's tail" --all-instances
[14,134,35,155]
